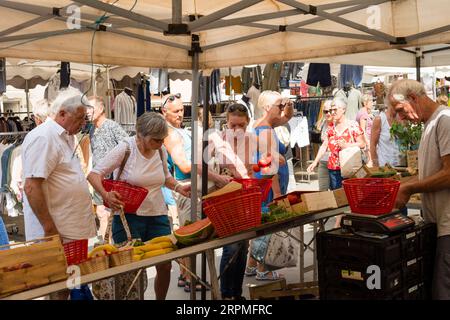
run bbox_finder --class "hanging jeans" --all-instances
[220,241,249,299]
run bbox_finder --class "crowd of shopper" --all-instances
[16,78,450,300]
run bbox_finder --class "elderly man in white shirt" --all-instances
[22,87,96,243]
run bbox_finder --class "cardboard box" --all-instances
[352,165,370,178]
[407,150,418,170]
[272,191,311,215]
[333,188,348,207]
[300,191,338,212]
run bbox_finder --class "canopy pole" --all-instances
[201,75,211,301]
[416,48,421,83]
[189,47,200,301]
[25,79,30,118]
[106,66,112,119]
[172,0,182,24]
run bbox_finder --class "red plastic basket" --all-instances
[233,178,272,202]
[343,178,400,215]
[63,239,88,265]
[203,187,262,237]
[102,179,149,213]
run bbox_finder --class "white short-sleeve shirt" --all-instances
[22,118,96,241]
[91,136,171,216]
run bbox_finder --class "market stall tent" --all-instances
[1,0,449,299]
[0,0,449,69]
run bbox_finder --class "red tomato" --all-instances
[287,194,300,205]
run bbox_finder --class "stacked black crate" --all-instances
[317,223,436,300]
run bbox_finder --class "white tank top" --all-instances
[377,112,401,167]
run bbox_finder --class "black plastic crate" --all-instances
[317,223,436,269]
[317,228,403,267]
[404,282,427,300]
[318,261,403,297]
[402,254,434,286]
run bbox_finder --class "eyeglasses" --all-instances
[323,110,331,114]
[227,104,248,114]
[330,108,339,114]
[161,93,181,109]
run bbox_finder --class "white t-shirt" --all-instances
[91,136,170,216]
[418,106,450,237]
[22,118,96,241]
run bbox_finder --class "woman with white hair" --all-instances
[88,112,190,300]
[307,97,365,227]
[246,90,294,281]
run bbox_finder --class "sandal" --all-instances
[255,271,284,281]
[244,266,257,276]
[184,281,210,292]
[177,275,186,288]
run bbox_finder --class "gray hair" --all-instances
[332,97,347,110]
[88,96,105,113]
[136,112,168,140]
[388,79,426,102]
[51,87,89,115]
[32,99,50,121]
[362,94,373,105]
[323,99,333,110]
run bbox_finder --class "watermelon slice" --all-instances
[174,218,215,246]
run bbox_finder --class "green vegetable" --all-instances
[390,121,423,152]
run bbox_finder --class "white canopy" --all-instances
[0,0,449,69]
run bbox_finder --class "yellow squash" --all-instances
[142,247,174,259]
[146,235,173,244]
[139,242,173,252]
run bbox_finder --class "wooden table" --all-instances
[2,206,349,300]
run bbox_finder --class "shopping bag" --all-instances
[263,230,299,270]
[250,230,299,270]
[339,146,363,178]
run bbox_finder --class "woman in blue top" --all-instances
[246,90,294,281]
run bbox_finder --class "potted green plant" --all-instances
[390,121,423,168]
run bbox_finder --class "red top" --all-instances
[327,121,364,170]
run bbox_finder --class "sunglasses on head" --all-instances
[162,93,181,109]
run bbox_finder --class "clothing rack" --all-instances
[0,131,28,136]
[295,95,334,100]
[0,112,30,115]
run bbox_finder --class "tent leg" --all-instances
[416,48,421,82]
[190,50,200,301]
[201,75,211,300]
[25,79,30,118]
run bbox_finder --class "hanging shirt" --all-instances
[114,91,136,125]
[288,116,310,148]
[327,120,364,170]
